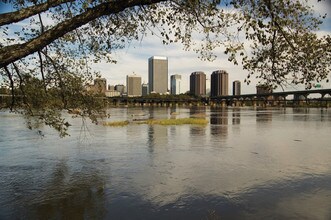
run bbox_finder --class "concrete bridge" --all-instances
[1,88,331,108]
[104,89,331,107]
[106,96,203,107]
[210,88,331,107]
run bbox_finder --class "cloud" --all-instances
[92,1,331,95]
[92,34,260,94]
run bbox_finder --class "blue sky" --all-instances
[0,2,12,13]
[1,1,330,94]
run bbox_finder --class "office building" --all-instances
[211,70,228,97]
[148,56,168,94]
[115,84,125,95]
[142,83,149,96]
[126,74,142,97]
[190,71,206,96]
[170,74,181,95]
[233,80,241,95]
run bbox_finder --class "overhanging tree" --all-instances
[0,0,330,136]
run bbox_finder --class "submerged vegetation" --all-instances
[103,118,208,127]
[142,118,208,125]
[103,120,130,127]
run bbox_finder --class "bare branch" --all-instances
[0,0,74,26]
[0,0,165,68]
[3,66,15,110]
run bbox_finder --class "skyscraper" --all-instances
[142,83,149,96]
[210,70,228,97]
[233,80,241,95]
[170,74,181,95]
[190,71,206,96]
[148,56,168,94]
[126,74,142,97]
[115,84,125,95]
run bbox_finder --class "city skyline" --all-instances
[102,57,237,96]
[0,2,330,95]
[91,0,331,95]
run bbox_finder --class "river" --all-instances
[0,107,330,219]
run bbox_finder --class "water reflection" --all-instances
[256,110,272,123]
[146,125,168,155]
[1,108,331,219]
[232,109,241,125]
[1,159,107,219]
[210,108,228,138]
[189,107,206,137]
[292,108,310,121]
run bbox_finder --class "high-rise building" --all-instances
[115,84,125,95]
[142,83,149,96]
[170,74,181,95]
[233,80,241,95]
[148,56,168,94]
[126,74,142,97]
[190,71,206,96]
[210,70,228,97]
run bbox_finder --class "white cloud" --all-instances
[92,34,260,94]
[92,1,331,95]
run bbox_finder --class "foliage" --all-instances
[0,0,330,136]
[234,0,331,89]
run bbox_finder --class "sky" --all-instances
[89,0,331,94]
[92,0,331,94]
[1,1,331,94]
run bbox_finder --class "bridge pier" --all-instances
[252,100,257,108]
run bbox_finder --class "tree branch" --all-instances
[263,0,296,50]
[0,0,164,68]
[0,0,74,26]
[3,66,15,110]
[12,62,32,109]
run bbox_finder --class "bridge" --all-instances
[106,96,199,107]
[210,88,331,107]
[1,88,331,108]
[104,89,331,107]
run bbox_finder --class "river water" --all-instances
[0,107,330,219]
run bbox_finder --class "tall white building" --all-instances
[170,74,181,95]
[126,74,142,97]
[148,56,168,94]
